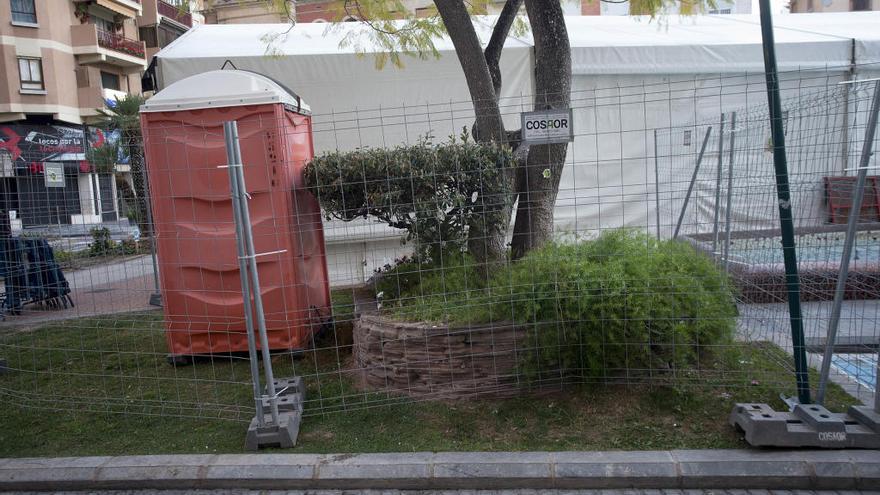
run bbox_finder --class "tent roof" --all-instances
[157,12,880,77]
[158,16,531,60]
[563,12,880,74]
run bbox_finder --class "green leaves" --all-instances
[98,94,146,135]
[304,133,513,259]
[375,229,738,382]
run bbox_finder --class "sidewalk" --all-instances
[0,254,159,329]
[1,450,878,491]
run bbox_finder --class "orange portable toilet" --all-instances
[139,70,330,360]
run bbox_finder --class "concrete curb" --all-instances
[0,450,878,491]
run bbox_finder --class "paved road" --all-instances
[0,255,159,329]
[738,300,879,406]
[6,491,880,495]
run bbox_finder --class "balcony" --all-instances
[79,86,130,123]
[71,24,147,71]
[158,0,192,27]
[73,0,143,17]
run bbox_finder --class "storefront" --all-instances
[0,123,119,229]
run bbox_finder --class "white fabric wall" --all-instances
[556,70,858,240]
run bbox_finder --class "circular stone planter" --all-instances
[353,313,529,399]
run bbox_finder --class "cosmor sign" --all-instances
[521,109,574,144]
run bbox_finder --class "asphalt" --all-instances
[4,491,880,495]
[0,450,878,492]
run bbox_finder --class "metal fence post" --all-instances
[137,145,162,307]
[723,112,737,271]
[674,126,713,239]
[223,121,265,427]
[226,121,280,425]
[816,80,880,405]
[760,0,811,404]
[712,114,726,255]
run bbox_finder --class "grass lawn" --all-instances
[0,290,859,458]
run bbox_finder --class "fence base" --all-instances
[263,376,306,413]
[245,375,306,450]
[245,410,301,450]
[730,403,880,448]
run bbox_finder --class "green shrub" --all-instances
[53,248,74,265]
[118,238,139,255]
[373,252,484,308]
[383,230,738,380]
[304,132,513,260]
[88,227,115,257]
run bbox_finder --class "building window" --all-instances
[852,0,869,10]
[93,15,118,34]
[683,130,692,147]
[139,26,158,48]
[709,8,732,13]
[10,0,37,24]
[18,57,44,91]
[100,71,120,91]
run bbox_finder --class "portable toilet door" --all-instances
[139,69,331,359]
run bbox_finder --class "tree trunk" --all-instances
[484,0,523,98]
[125,131,152,236]
[434,0,505,144]
[510,0,571,260]
[435,0,510,266]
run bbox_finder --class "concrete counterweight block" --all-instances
[730,402,880,448]
[245,410,301,450]
[246,375,306,450]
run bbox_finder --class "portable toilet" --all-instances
[139,70,331,359]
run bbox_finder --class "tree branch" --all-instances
[434,0,504,143]
[484,0,523,97]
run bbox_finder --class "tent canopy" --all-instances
[562,12,880,74]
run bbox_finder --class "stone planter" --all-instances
[353,313,530,399]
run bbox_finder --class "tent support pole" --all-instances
[673,126,713,240]
[712,113,726,255]
[723,112,737,272]
[654,129,661,240]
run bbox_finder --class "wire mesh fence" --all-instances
[0,64,878,432]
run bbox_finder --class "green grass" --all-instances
[0,290,859,458]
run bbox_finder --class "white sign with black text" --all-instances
[44,163,65,188]
[521,109,574,144]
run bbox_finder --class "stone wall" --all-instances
[353,314,529,399]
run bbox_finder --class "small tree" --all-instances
[305,133,513,265]
[97,95,151,235]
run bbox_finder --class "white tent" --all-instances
[556,13,880,238]
[153,13,880,285]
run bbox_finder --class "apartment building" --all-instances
[201,0,293,24]
[0,0,195,229]
[139,0,203,59]
[789,0,878,12]
[294,0,585,22]
[600,0,751,15]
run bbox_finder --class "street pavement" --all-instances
[5,491,880,495]
[0,254,159,329]
[1,450,878,492]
